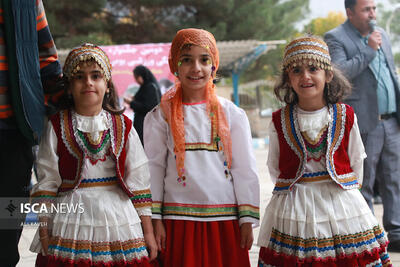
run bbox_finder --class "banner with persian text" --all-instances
[102,43,174,96]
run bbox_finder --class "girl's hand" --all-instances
[143,232,158,261]
[152,219,166,251]
[140,216,158,261]
[38,218,50,255]
[240,222,254,250]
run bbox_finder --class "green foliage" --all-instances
[45,0,310,83]
[303,11,346,37]
[44,0,112,48]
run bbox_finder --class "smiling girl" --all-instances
[143,29,260,267]
[29,43,157,266]
[257,36,391,266]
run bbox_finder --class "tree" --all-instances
[303,11,346,37]
[44,0,113,48]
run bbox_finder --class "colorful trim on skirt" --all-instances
[258,226,392,267]
[159,219,250,267]
[35,236,153,267]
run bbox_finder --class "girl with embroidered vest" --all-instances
[143,28,260,267]
[257,36,392,266]
[29,43,158,266]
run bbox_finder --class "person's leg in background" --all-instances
[0,129,33,266]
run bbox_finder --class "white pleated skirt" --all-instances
[257,180,389,262]
[30,183,149,264]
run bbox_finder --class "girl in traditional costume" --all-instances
[29,43,157,266]
[257,36,392,266]
[143,28,260,267]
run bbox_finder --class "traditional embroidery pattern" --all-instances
[48,236,148,264]
[184,110,218,152]
[31,190,57,203]
[157,202,239,218]
[267,225,388,260]
[302,126,328,162]
[130,189,152,209]
[274,104,359,193]
[238,204,260,220]
[78,177,118,188]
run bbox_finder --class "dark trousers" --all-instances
[361,118,400,243]
[0,129,33,266]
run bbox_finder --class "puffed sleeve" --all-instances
[229,106,260,226]
[143,106,169,219]
[30,121,61,211]
[266,121,280,184]
[124,127,152,216]
[347,114,367,184]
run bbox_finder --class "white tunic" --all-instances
[29,110,151,263]
[144,97,260,226]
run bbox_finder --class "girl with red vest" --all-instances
[257,36,392,266]
[143,29,260,267]
[29,43,158,266]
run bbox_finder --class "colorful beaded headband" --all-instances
[282,37,332,71]
[63,43,112,81]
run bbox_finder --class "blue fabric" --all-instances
[361,35,397,114]
[12,0,45,143]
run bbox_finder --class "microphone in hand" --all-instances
[368,19,377,32]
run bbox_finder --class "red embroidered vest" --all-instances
[50,109,134,198]
[272,103,358,193]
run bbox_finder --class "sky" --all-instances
[300,0,392,29]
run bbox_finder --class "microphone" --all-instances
[369,19,377,32]
[368,19,380,50]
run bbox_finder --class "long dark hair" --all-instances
[133,65,159,88]
[273,65,352,105]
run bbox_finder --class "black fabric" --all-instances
[0,129,33,266]
[130,82,161,144]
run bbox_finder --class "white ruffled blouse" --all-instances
[31,109,152,216]
[267,106,367,185]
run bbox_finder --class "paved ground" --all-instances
[17,146,400,266]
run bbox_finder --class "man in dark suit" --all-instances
[325,0,400,252]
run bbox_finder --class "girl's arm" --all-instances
[140,216,158,261]
[143,107,169,251]
[143,107,169,220]
[347,114,367,185]
[229,106,260,227]
[31,120,62,254]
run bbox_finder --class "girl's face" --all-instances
[177,45,213,95]
[288,61,333,110]
[69,61,108,116]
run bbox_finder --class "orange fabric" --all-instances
[160,28,232,179]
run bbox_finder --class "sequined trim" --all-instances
[130,189,152,209]
[77,177,118,188]
[267,225,388,260]
[158,202,239,218]
[48,236,147,263]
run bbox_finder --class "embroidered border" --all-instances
[78,177,118,188]
[184,108,218,151]
[268,225,387,259]
[151,201,162,215]
[130,189,152,209]
[238,204,260,219]
[161,202,238,218]
[48,236,147,262]
[59,110,83,190]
